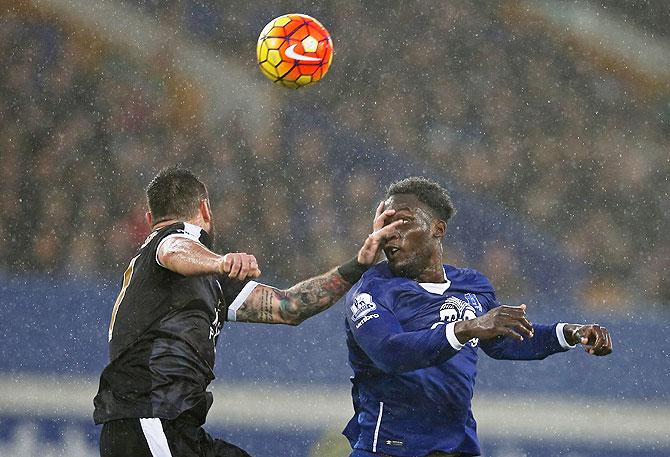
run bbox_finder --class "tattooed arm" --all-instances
[234,267,352,325]
[231,202,405,325]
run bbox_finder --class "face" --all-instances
[382,194,443,279]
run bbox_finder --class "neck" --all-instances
[152,217,206,232]
[416,263,445,283]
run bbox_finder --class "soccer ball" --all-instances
[257,14,333,88]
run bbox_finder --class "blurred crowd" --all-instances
[0,2,668,308]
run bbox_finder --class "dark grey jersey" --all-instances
[93,222,252,424]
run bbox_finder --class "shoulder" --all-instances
[152,222,212,250]
[360,261,393,282]
[444,264,495,293]
[348,262,395,305]
[357,262,398,293]
[161,222,205,242]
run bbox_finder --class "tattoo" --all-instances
[234,268,352,325]
[278,267,351,325]
[260,287,274,322]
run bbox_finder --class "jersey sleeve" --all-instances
[154,223,206,269]
[219,277,259,322]
[477,273,576,360]
[346,282,463,374]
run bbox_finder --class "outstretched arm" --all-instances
[234,267,352,325]
[231,202,405,325]
[456,304,613,360]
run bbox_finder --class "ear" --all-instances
[200,199,212,223]
[145,211,153,227]
[433,219,446,238]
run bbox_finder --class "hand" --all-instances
[565,324,613,356]
[357,201,404,266]
[454,304,534,343]
[220,253,261,280]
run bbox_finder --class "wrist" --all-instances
[217,254,228,275]
[454,320,476,345]
[562,324,582,346]
[337,257,370,284]
[556,324,582,348]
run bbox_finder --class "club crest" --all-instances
[351,293,377,321]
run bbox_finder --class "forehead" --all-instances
[384,193,430,215]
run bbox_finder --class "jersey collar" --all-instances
[418,266,451,294]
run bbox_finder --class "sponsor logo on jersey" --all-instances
[355,313,379,328]
[351,293,377,321]
[440,296,477,322]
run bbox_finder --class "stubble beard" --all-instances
[389,251,430,280]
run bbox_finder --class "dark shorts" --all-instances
[100,417,251,457]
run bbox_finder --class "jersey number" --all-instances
[108,255,139,342]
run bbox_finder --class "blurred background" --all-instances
[0,0,668,456]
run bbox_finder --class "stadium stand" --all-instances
[1,1,668,307]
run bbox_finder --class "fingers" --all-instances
[247,255,261,279]
[590,325,605,354]
[478,304,535,341]
[511,322,534,340]
[517,317,534,338]
[583,325,612,356]
[372,219,404,241]
[358,201,400,266]
[575,324,613,356]
[374,200,385,220]
[226,253,243,279]
[372,201,396,232]
[501,327,525,342]
[358,219,405,266]
[604,328,613,353]
[498,305,534,338]
[222,253,261,280]
[221,253,233,273]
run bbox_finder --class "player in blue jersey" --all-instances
[343,177,613,457]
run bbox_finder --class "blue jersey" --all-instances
[343,262,573,456]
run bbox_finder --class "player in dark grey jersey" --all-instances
[94,167,404,457]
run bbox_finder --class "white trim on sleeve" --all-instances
[556,323,577,349]
[226,281,260,321]
[140,418,173,457]
[445,322,465,350]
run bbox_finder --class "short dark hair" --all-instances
[146,167,208,221]
[386,177,455,222]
